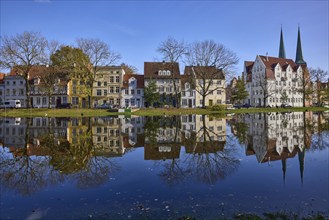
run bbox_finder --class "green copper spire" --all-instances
[295,26,307,65]
[279,26,286,58]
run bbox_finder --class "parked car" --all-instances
[242,103,252,108]
[281,103,292,108]
[95,103,112,109]
[56,103,72,109]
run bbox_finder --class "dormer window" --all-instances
[158,70,162,75]
[34,78,40,85]
[167,70,170,75]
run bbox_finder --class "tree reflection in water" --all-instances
[0,117,120,195]
[155,115,240,185]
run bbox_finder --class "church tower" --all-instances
[295,26,307,65]
[278,26,286,59]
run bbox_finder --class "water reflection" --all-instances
[0,112,328,195]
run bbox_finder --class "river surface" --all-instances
[0,112,328,219]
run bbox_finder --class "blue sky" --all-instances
[1,0,328,76]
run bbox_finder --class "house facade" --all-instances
[0,73,5,104]
[144,62,181,107]
[92,66,125,107]
[243,28,308,107]
[244,55,305,107]
[184,66,226,107]
[28,66,69,108]
[3,71,27,107]
[121,74,144,108]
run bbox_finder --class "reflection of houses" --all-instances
[0,117,27,148]
[242,112,309,182]
[92,117,125,157]
[144,117,181,160]
[27,117,69,147]
[121,116,145,148]
[181,115,226,154]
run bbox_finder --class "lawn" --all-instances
[0,106,327,117]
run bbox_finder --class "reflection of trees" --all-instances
[0,147,63,195]
[0,117,121,195]
[159,115,240,185]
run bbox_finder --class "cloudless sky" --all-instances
[1,0,328,76]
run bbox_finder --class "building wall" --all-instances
[92,67,125,107]
[195,79,226,107]
[121,77,144,108]
[4,76,27,107]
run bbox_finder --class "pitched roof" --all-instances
[25,66,69,85]
[122,74,144,89]
[184,66,225,79]
[144,62,180,79]
[0,73,5,82]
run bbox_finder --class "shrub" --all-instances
[210,104,225,111]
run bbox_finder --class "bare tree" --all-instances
[0,31,48,107]
[252,72,276,107]
[157,37,187,108]
[76,38,121,107]
[309,67,329,105]
[185,40,239,108]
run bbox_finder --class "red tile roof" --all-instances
[144,62,180,79]
[184,66,225,79]
[122,74,144,89]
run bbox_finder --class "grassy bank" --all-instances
[0,106,327,117]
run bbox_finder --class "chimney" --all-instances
[266,52,269,61]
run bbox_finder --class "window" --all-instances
[167,70,170,75]
[110,87,114,93]
[13,81,16,85]
[110,76,114,83]
[116,76,120,83]
[104,90,108,96]
[116,87,120,93]
[104,82,107,86]
[97,90,102,96]
[217,80,221,85]
[12,89,16,96]
[182,99,187,106]
[63,97,67,103]
[137,89,141,95]
[72,97,79,105]
[42,97,47,104]
[217,99,222,104]
[131,89,135,95]
[73,87,77,94]
[125,89,128,95]
[19,89,24,95]
[217,90,221,95]
[97,82,101,86]
[131,98,135,106]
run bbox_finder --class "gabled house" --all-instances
[144,62,181,107]
[4,70,27,107]
[184,66,226,107]
[27,66,69,108]
[121,74,144,108]
[180,73,196,108]
[92,66,125,107]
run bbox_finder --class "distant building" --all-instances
[243,27,308,107]
[92,66,126,107]
[121,74,144,108]
[4,70,27,107]
[27,66,69,108]
[0,73,5,104]
[226,77,238,104]
[144,62,181,107]
[180,73,196,108]
[184,66,226,107]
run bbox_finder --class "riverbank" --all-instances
[0,106,327,117]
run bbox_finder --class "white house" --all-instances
[121,74,144,108]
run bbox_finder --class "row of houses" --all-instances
[0,62,226,108]
[1,28,327,109]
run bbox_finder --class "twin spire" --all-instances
[278,25,307,66]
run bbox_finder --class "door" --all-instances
[188,99,192,108]
[209,99,213,106]
[82,98,86,108]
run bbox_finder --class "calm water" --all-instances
[0,112,328,219]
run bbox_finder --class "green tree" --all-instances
[231,78,248,104]
[50,46,92,107]
[144,80,160,107]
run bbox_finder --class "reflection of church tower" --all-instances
[295,26,307,66]
[298,147,306,184]
[282,159,286,183]
[278,26,286,59]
